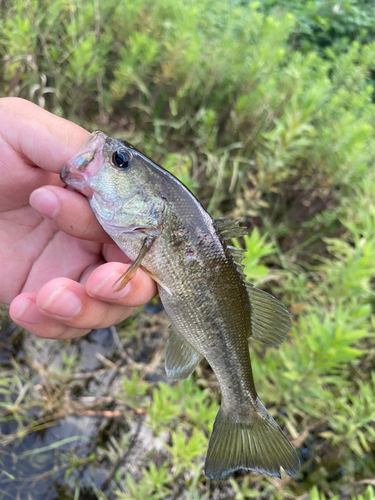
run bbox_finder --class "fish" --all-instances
[60,131,300,480]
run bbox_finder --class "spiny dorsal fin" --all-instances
[226,244,246,254]
[246,283,291,346]
[215,217,248,239]
[215,216,237,226]
[215,217,248,268]
[216,217,291,346]
[220,228,248,238]
[232,254,245,266]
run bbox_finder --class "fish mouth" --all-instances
[60,161,94,198]
[60,131,107,198]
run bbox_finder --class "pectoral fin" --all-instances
[246,284,291,346]
[165,328,203,381]
[113,236,155,291]
[141,268,173,296]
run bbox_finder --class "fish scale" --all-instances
[61,130,300,480]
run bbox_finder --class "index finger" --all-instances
[0,97,90,172]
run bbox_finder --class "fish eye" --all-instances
[112,148,132,169]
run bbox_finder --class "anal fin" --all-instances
[247,284,291,346]
[165,328,203,381]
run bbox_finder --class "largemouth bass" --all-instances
[61,131,300,480]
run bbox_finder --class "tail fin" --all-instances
[205,400,300,480]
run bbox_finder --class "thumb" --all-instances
[0,97,90,173]
[30,185,112,243]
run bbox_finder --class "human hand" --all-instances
[0,98,157,339]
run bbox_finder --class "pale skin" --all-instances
[0,97,157,339]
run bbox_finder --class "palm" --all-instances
[0,205,102,305]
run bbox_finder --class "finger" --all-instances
[0,97,90,172]
[9,262,157,339]
[9,293,91,339]
[85,262,158,306]
[102,243,134,264]
[35,278,135,330]
[29,185,112,243]
[20,230,102,296]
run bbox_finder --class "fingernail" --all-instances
[30,188,59,220]
[11,297,44,324]
[41,286,82,317]
[90,270,130,299]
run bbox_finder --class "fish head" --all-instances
[61,131,166,237]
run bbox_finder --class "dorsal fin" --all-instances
[215,216,245,231]
[215,217,248,240]
[215,217,248,269]
[246,283,291,346]
[216,217,291,346]
[215,216,237,226]
[226,246,246,265]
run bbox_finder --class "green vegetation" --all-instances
[260,0,375,53]
[1,0,375,498]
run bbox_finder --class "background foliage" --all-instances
[0,0,375,499]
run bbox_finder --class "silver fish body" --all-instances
[61,131,300,480]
